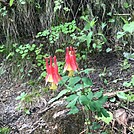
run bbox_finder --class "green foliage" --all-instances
[0,6,7,16]
[16,90,41,114]
[16,92,27,101]
[117,92,128,100]
[69,16,107,60]
[36,20,76,44]
[13,43,37,59]
[96,111,113,124]
[117,91,134,102]
[51,71,109,118]
[3,43,48,79]
[36,16,107,59]
[123,75,134,87]
[126,92,134,102]
[54,0,63,13]
[117,21,134,39]
[9,0,14,7]
[0,45,5,53]
[123,52,134,60]
[123,21,134,34]
[19,0,26,5]
[0,127,10,134]
[120,59,131,71]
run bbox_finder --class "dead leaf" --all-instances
[114,108,128,126]
[114,109,128,134]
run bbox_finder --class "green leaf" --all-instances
[68,106,79,114]
[101,108,110,117]
[82,77,93,86]
[98,96,108,106]
[87,32,93,49]
[109,19,115,23]
[123,2,130,8]
[79,95,89,105]
[24,109,30,115]
[87,91,93,100]
[49,89,68,103]
[110,97,116,102]
[6,52,14,59]
[93,101,101,111]
[72,84,83,91]
[101,22,107,30]
[66,94,78,102]
[21,53,27,59]
[97,33,107,42]
[9,0,14,6]
[68,76,81,87]
[55,49,64,53]
[117,92,127,100]
[96,111,113,124]
[66,97,78,108]
[93,43,97,49]
[78,34,87,42]
[80,68,95,74]
[123,52,134,60]
[106,48,112,53]
[59,76,69,84]
[20,68,24,73]
[91,122,100,130]
[123,81,131,87]
[117,32,125,39]
[123,21,134,34]
[16,92,27,100]
[84,23,91,30]
[94,91,103,99]
[40,71,46,77]
[90,19,96,28]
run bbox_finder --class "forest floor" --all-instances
[0,52,134,134]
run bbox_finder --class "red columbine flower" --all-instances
[64,46,78,76]
[45,56,61,90]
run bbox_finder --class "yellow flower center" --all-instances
[50,83,57,90]
[48,75,53,82]
[68,70,74,77]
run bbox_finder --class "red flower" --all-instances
[45,56,61,90]
[64,46,78,76]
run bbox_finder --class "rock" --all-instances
[37,100,85,134]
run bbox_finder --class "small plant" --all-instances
[16,91,41,114]
[36,20,76,44]
[99,67,109,85]
[123,75,134,87]
[120,59,131,71]
[123,52,134,60]
[0,45,5,53]
[54,0,63,13]
[70,16,107,55]
[16,92,31,114]
[0,6,8,16]
[45,46,109,133]
[0,127,10,134]
[117,21,134,39]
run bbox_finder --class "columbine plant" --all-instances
[45,56,61,90]
[46,46,110,133]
